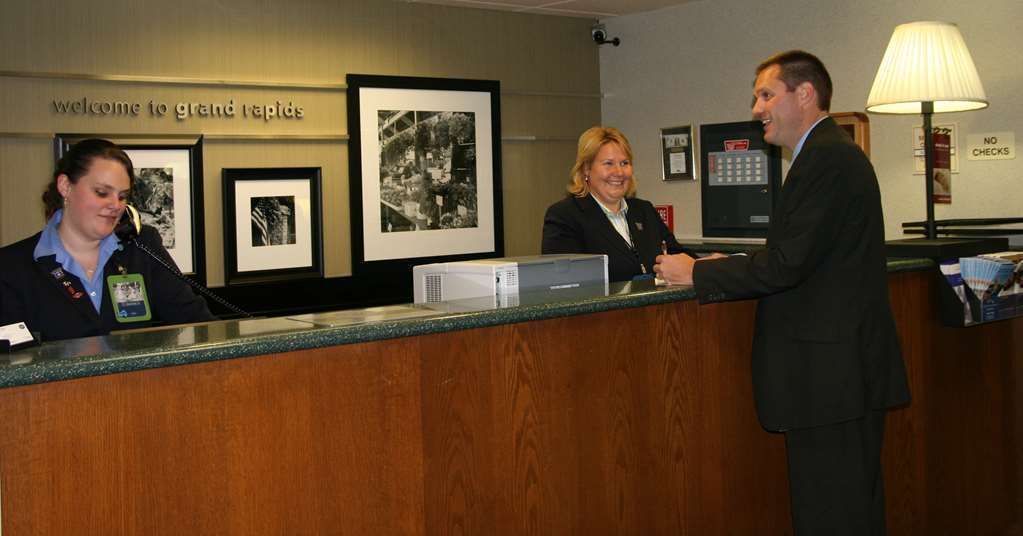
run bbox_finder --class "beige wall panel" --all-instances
[0,139,53,243]
[501,95,600,139]
[387,5,600,93]
[0,1,598,90]
[501,141,579,256]
[0,0,397,82]
[0,78,345,136]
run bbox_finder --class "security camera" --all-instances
[591,24,620,46]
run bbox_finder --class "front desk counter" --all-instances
[1,258,1019,535]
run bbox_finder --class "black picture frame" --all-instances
[222,167,324,286]
[346,74,504,276]
[54,134,207,285]
[660,125,697,181]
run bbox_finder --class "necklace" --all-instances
[57,224,101,279]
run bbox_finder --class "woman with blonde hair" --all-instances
[541,126,687,281]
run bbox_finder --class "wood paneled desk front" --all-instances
[0,259,1018,535]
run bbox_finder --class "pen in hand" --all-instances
[655,240,668,286]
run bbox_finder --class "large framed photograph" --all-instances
[346,74,503,275]
[660,125,696,181]
[54,135,206,284]
[222,167,323,285]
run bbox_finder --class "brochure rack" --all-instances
[936,263,1023,327]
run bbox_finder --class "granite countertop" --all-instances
[1,258,933,389]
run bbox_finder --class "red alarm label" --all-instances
[724,139,750,151]
[655,205,674,233]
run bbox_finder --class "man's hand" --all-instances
[654,253,696,285]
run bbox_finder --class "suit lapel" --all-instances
[625,207,654,257]
[770,117,842,246]
[578,195,634,256]
[35,256,103,326]
[785,117,837,187]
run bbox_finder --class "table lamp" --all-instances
[866,21,1000,258]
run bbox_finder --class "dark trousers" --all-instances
[784,409,888,536]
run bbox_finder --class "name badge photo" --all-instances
[106,274,152,323]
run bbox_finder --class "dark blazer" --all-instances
[693,117,910,431]
[0,225,215,342]
[542,195,685,282]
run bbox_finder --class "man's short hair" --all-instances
[757,50,833,111]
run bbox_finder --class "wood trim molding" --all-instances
[0,70,602,99]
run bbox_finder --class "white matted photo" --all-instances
[346,75,504,274]
[125,148,196,273]
[222,168,323,285]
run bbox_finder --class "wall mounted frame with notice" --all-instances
[346,74,504,276]
[54,134,206,284]
[660,125,697,181]
[222,167,323,286]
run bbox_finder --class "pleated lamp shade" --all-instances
[866,21,988,114]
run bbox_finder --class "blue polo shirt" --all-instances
[33,209,121,313]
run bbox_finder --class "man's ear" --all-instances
[797,81,816,108]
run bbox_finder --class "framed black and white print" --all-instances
[222,167,323,285]
[54,135,206,284]
[660,125,697,181]
[346,74,504,275]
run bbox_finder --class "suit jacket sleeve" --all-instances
[694,140,854,303]
[541,199,585,254]
[134,226,216,323]
[0,256,30,330]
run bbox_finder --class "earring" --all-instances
[585,175,590,181]
[63,196,69,207]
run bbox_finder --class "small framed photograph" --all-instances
[54,135,206,284]
[660,125,697,181]
[346,74,504,275]
[222,167,323,285]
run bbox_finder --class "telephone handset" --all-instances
[114,204,142,242]
[115,205,249,317]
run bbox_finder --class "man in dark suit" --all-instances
[655,51,909,535]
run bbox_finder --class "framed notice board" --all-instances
[699,121,781,238]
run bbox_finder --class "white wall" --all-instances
[599,0,1022,239]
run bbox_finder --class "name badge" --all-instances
[106,274,152,323]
